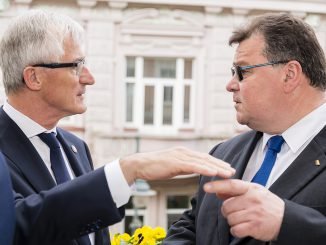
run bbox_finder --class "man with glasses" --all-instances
[164,13,326,245]
[0,10,235,245]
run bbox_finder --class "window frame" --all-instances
[124,56,195,134]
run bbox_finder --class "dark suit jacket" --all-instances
[164,129,326,245]
[0,108,122,245]
[0,152,15,245]
[14,167,124,245]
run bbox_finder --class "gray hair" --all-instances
[0,10,85,94]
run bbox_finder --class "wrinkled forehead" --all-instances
[233,34,266,65]
[65,30,85,50]
[60,36,85,60]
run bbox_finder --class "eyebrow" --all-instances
[233,62,249,66]
[72,57,85,62]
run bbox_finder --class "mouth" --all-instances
[77,90,85,96]
[77,92,85,99]
[233,97,241,109]
[233,97,240,104]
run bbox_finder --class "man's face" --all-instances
[37,37,94,119]
[226,34,285,132]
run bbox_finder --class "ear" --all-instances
[22,66,42,91]
[282,60,302,93]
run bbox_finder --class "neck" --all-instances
[7,94,61,130]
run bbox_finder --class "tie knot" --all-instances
[267,135,284,153]
[39,132,60,149]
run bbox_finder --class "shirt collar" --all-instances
[262,103,326,153]
[3,101,57,138]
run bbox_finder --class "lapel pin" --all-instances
[71,145,78,153]
[315,160,320,166]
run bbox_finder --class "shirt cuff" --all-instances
[104,159,131,208]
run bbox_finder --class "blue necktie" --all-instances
[39,133,91,245]
[39,132,71,184]
[0,152,15,245]
[251,135,284,186]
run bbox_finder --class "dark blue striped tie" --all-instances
[39,133,91,245]
[252,135,284,186]
[39,132,71,184]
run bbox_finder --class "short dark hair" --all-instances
[229,13,326,91]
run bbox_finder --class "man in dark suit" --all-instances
[164,13,326,245]
[0,10,235,245]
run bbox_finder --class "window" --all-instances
[143,58,176,78]
[166,195,191,228]
[125,57,194,134]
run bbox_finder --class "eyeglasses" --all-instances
[231,60,289,81]
[32,59,85,77]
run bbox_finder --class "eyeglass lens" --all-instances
[230,66,242,81]
[76,60,85,76]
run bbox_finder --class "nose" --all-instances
[226,76,239,92]
[79,66,95,85]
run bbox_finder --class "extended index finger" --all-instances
[203,179,250,200]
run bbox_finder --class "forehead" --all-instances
[234,34,266,64]
[62,36,84,60]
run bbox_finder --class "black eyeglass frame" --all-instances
[231,60,289,81]
[32,59,85,76]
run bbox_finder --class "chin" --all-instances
[236,116,248,126]
[77,108,87,114]
[69,106,87,115]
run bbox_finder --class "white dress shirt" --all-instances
[242,103,326,188]
[3,101,131,244]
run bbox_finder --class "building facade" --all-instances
[1,0,326,234]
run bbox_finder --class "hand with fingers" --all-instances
[204,179,285,241]
[120,146,236,185]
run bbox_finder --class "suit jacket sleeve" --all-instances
[14,167,125,245]
[272,200,326,245]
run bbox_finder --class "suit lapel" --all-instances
[233,132,263,179]
[217,131,263,245]
[0,109,55,192]
[269,126,326,198]
[57,130,92,177]
[233,128,326,245]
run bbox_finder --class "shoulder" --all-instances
[209,130,260,158]
[56,128,87,149]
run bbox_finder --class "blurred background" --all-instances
[0,0,325,235]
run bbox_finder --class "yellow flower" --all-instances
[153,227,166,240]
[111,226,166,245]
[110,233,131,245]
[110,233,121,245]
[120,233,131,242]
